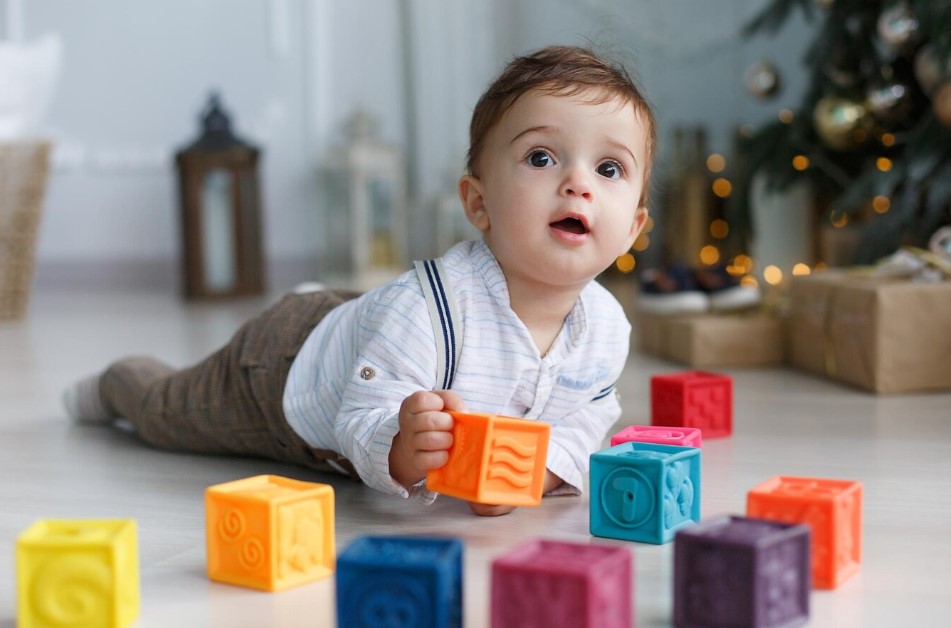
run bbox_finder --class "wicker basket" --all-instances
[0,141,51,320]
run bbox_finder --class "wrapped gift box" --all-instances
[636,312,785,368]
[667,314,785,367]
[788,271,951,393]
[636,311,683,357]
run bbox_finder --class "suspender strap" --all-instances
[414,258,462,390]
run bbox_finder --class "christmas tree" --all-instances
[729,0,951,265]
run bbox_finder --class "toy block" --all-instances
[611,424,702,448]
[336,536,463,628]
[205,474,335,591]
[492,539,632,628]
[674,515,811,628]
[651,370,732,438]
[590,441,701,544]
[17,519,139,628]
[747,476,862,589]
[426,411,550,506]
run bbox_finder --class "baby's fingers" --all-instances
[413,429,453,451]
[412,449,449,471]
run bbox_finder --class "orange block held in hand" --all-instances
[205,474,335,591]
[427,411,550,506]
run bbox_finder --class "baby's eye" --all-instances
[596,160,623,180]
[526,149,553,168]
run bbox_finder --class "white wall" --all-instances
[7,0,815,290]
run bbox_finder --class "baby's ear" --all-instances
[627,206,650,248]
[459,175,490,232]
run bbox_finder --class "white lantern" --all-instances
[324,109,407,287]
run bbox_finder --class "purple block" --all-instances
[611,424,703,448]
[674,515,810,628]
[491,539,632,628]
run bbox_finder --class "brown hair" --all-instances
[466,45,657,207]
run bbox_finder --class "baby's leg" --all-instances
[97,333,270,457]
[99,356,175,423]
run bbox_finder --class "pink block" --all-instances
[491,539,632,628]
[651,370,732,438]
[610,424,702,448]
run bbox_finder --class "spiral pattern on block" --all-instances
[239,538,265,571]
[30,555,111,626]
[218,509,245,542]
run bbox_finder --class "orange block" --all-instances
[205,475,335,591]
[426,411,550,506]
[747,476,862,589]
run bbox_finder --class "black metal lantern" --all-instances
[175,93,265,299]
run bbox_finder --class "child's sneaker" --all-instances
[694,265,761,312]
[637,265,709,314]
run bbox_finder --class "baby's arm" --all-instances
[388,390,463,489]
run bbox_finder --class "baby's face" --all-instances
[462,89,649,291]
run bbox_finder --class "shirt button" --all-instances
[360,366,375,380]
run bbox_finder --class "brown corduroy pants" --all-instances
[99,290,361,477]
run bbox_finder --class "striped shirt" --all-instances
[283,239,630,500]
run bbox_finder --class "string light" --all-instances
[792,263,811,276]
[633,233,650,252]
[778,109,794,124]
[881,133,895,147]
[644,216,655,233]
[733,254,753,273]
[876,157,893,172]
[830,211,849,228]
[700,245,720,265]
[706,153,726,173]
[792,155,810,170]
[872,195,891,213]
[763,265,783,285]
[712,178,732,198]
[616,252,636,273]
[740,275,759,287]
[710,219,729,239]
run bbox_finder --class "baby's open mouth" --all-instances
[550,217,588,235]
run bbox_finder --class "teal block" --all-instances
[589,442,701,544]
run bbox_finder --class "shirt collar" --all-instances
[469,239,588,356]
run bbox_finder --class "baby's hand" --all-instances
[468,502,516,517]
[388,390,463,489]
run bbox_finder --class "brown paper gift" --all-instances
[788,271,951,393]
[636,312,785,367]
[665,313,786,367]
[635,312,682,357]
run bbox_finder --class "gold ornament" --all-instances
[877,2,920,52]
[933,80,951,128]
[744,59,782,99]
[914,45,948,95]
[813,96,872,150]
[866,80,911,124]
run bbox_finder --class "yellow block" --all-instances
[205,474,335,591]
[17,519,140,628]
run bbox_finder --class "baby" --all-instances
[64,44,656,516]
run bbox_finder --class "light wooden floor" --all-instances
[1,285,950,627]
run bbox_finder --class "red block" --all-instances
[650,371,732,438]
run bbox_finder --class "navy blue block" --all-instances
[336,536,463,628]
